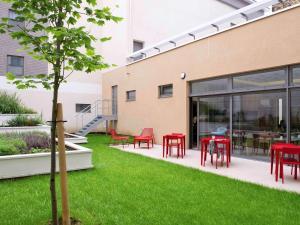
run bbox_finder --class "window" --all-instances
[76,104,91,113]
[190,78,228,95]
[7,55,24,76]
[292,66,300,85]
[132,40,144,61]
[233,69,286,90]
[126,90,136,101]
[8,9,25,30]
[159,84,173,98]
[133,40,144,52]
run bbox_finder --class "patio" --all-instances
[113,143,300,194]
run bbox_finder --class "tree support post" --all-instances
[57,103,71,225]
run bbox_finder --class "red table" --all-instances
[200,137,231,168]
[163,133,186,158]
[270,143,300,181]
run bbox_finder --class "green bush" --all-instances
[0,91,35,114]
[7,115,43,127]
[0,132,51,155]
[0,137,26,156]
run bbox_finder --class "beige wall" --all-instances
[102,6,300,146]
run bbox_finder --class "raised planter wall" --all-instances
[0,125,51,134]
[0,141,93,179]
[64,133,88,144]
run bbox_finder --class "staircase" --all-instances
[75,99,117,136]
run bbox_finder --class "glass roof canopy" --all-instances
[127,0,286,63]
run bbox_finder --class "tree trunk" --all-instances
[50,80,59,225]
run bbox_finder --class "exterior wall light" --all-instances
[180,72,186,80]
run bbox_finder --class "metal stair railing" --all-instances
[75,99,116,132]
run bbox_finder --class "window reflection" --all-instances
[233,92,286,160]
[233,69,286,90]
[291,89,300,144]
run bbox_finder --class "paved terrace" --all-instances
[112,144,300,194]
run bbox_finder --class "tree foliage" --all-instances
[0,0,122,88]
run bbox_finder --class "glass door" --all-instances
[198,96,230,143]
[232,91,286,160]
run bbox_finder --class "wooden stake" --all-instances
[57,103,71,225]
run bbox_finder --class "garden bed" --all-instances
[0,141,93,179]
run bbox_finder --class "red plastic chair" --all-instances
[134,128,155,149]
[109,129,129,148]
[279,148,300,184]
[166,135,183,158]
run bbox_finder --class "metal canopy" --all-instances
[127,0,280,62]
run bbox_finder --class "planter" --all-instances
[0,124,51,134]
[64,133,88,144]
[0,141,93,179]
[0,114,38,126]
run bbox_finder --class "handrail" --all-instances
[127,0,280,61]
[75,99,116,131]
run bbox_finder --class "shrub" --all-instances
[0,132,50,155]
[0,91,35,114]
[22,132,51,152]
[6,115,43,127]
[0,136,27,156]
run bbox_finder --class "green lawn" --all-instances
[1,134,300,225]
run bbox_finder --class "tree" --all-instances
[0,0,122,224]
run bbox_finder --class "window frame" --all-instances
[126,90,136,102]
[7,55,25,77]
[75,104,91,113]
[159,84,173,98]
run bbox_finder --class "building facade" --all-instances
[102,3,300,160]
[0,0,246,132]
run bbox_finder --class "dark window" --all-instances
[159,84,173,98]
[133,40,144,52]
[7,55,24,76]
[190,78,228,95]
[126,90,136,101]
[233,69,286,90]
[132,40,144,61]
[76,104,91,113]
[292,66,300,85]
[8,9,25,30]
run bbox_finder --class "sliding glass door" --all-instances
[232,92,286,160]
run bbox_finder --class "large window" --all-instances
[199,96,230,138]
[190,65,300,162]
[126,90,136,101]
[233,92,286,160]
[292,66,300,85]
[190,78,228,95]
[159,84,173,98]
[8,9,25,30]
[291,89,300,144]
[7,55,24,76]
[233,69,286,90]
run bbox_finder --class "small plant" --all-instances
[0,91,35,114]
[0,132,51,155]
[6,115,43,127]
[0,136,26,156]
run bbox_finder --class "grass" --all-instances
[0,134,300,225]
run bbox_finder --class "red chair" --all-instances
[279,148,300,184]
[109,129,129,148]
[166,135,183,158]
[134,128,155,149]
